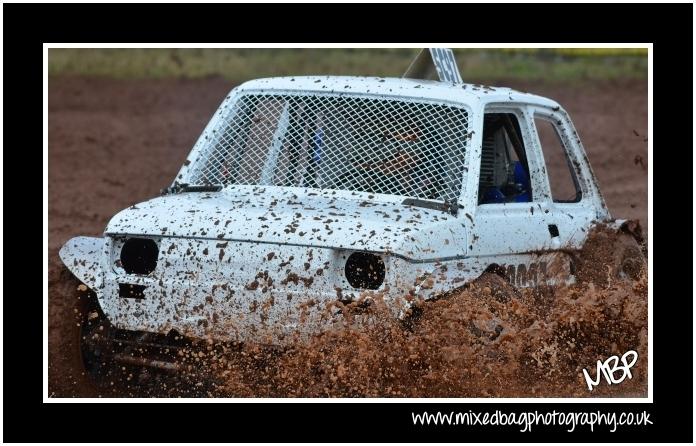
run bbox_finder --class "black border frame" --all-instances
[4,2,692,443]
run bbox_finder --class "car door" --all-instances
[467,105,560,286]
[528,105,598,251]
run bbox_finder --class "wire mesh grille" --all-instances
[188,92,470,202]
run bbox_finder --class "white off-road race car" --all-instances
[60,49,644,376]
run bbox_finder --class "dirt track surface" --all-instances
[48,77,648,397]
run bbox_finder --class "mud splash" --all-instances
[49,226,648,398]
[82,227,646,398]
[204,275,647,398]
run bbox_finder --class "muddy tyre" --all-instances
[611,233,646,281]
[59,267,120,389]
[576,228,646,286]
[79,299,119,385]
[53,266,106,395]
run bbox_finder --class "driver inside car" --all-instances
[353,123,447,199]
[479,114,532,204]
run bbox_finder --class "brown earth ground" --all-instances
[48,77,648,397]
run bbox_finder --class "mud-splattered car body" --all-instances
[61,74,616,346]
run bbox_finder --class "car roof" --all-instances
[235,75,560,109]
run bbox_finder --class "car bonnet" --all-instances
[105,185,468,262]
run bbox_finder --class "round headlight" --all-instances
[120,237,159,275]
[344,252,385,290]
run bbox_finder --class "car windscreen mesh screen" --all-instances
[187,93,470,203]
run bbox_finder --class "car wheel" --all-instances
[612,233,646,281]
[54,266,105,395]
[60,268,122,389]
[78,295,118,384]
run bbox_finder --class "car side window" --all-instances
[533,114,582,203]
[477,113,533,205]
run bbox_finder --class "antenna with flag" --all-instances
[402,48,463,84]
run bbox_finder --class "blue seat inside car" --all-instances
[512,161,531,202]
[482,161,531,204]
[482,186,506,204]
